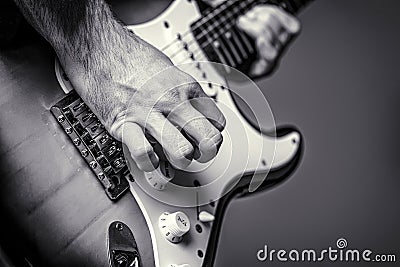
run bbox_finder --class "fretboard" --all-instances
[191,0,313,73]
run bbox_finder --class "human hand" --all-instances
[237,5,301,77]
[59,28,225,172]
[203,1,301,77]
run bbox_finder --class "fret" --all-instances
[212,0,254,62]
[191,0,313,69]
[218,5,243,65]
[201,13,236,68]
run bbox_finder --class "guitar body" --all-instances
[0,0,303,266]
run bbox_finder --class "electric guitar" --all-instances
[0,0,311,266]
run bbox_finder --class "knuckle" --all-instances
[175,141,194,160]
[142,114,158,130]
[206,126,220,138]
[261,12,273,22]
[204,129,223,148]
[257,40,278,61]
[212,132,223,147]
[237,15,246,25]
[269,50,279,61]
[176,69,197,86]
[162,89,181,105]
[185,80,203,96]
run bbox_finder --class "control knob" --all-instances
[159,211,190,243]
[144,161,175,190]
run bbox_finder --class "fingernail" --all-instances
[150,152,160,169]
[193,148,201,160]
[290,20,301,33]
[197,137,220,163]
[179,143,194,160]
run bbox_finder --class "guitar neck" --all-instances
[191,0,313,72]
[264,0,313,14]
[222,0,313,16]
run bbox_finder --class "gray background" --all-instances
[215,0,400,266]
[1,0,399,266]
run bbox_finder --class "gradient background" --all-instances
[215,0,400,266]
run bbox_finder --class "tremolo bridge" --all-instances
[51,91,131,200]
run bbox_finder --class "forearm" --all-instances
[13,0,136,69]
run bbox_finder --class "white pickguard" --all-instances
[127,1,300,267]
[54,1,301,266]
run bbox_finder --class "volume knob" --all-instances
[159,211,190,243]
[144,161,175,190]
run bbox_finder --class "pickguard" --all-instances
[128,1,301,267]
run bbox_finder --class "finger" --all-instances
[269,6,301,35]
[250,58,269,77]
[190,89,226,131]
[258,10,289,45]
[237,15,264,39]
[144,112,194,169]
[250,34,279,76]
[246,6,300,42]
[168,101,223,163]
[238,11,284,47]
[122,122,159,172]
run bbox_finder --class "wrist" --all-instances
[53,16,129,65]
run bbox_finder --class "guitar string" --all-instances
[160,0,234,52]
[175,0,304,59]
[165,0,254,58]
[160,0,260,54]
[173,28,240,66]
[167,0,251,59]
[172,12,251,66]
[160,0,303,54]
[163,0,303,66]
[172,0,303,65]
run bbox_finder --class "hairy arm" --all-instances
[14,0,118,62]
[13,0,225,171]
[13,0,155,113]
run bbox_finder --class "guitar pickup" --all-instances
[51,91,131,201]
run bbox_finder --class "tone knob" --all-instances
[144,161,175,190]
[159,211,190,243]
